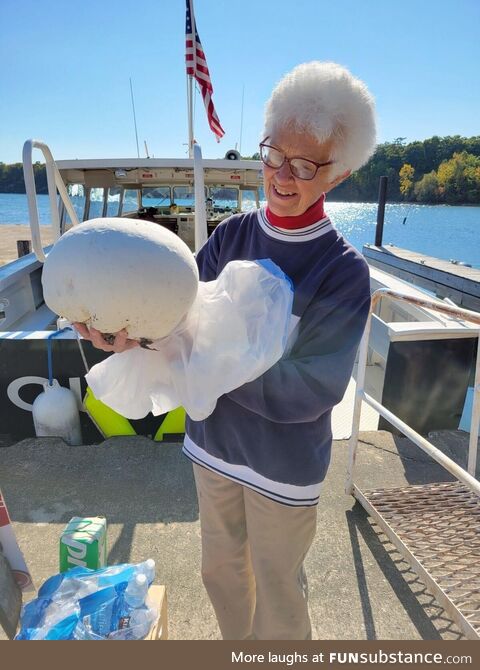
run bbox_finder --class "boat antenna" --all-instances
[129,77,140,158]
[144,140,150,159]
[239,84,245,156]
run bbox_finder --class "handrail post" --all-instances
[22,140,46,262]
[22,139,81,262]
[193,143,208,253]
[345,309,374,495]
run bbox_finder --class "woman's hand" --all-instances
[73,323,140,353]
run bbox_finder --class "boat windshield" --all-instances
[142,186,171,207]
[66,184,86,221]
[172,186,196,207]
[209,186,239,211]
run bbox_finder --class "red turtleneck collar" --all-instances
[265,194,326,229]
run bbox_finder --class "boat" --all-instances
[0,141,264,445]
[0,139,478,447]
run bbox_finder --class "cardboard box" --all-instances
[145,585,168,640]
[59,517,107,572]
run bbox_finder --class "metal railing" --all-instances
[345,288,480,639]
[22,139,80,262]
[346,288,480,493]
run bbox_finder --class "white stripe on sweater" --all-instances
[183,434,322,507]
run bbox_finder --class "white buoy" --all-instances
[32,380,82,446]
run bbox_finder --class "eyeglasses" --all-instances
[259,142,334,181]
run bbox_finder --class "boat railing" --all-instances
[346,288,480,638]
[22,139,80,262]
[22,139,210,257]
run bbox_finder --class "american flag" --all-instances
[185,0,225,142]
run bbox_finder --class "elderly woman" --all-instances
[77,61,376,640]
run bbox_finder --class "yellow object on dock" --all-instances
[154,406,186,442]
[83,387,136,438]
[84,386,186,441]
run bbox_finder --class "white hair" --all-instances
[263,61,377,176]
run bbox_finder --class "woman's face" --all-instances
[262,127,345,218]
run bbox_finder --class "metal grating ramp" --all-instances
[356,481,480,639]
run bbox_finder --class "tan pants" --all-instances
[193,464,318,640]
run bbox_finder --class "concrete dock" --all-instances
[0,430,472,640]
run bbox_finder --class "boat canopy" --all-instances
[56,158,263,190]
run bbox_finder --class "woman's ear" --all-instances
[326,169,351,192]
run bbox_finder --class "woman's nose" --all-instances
[275,160,294,181]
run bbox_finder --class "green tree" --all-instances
[437,152,480,203]
[414,171,439,203]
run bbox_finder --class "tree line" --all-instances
[249,135,480,205]
[0,162,48,194]
[2,135,480,204]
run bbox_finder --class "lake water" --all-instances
[1,193,479,269]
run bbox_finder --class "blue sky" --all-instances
[1,0,479,163]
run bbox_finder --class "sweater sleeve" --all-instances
[225,291,371,423]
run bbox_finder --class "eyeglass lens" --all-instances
[260,145,317,180]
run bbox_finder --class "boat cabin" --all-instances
[56,158,264,251]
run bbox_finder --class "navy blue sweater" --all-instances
[183,207,371,506]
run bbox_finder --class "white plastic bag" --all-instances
[86,259,294,421]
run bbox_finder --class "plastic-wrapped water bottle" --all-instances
[113,574,157,640]
[111,573,149,639]
[61,562,157,640]
[82,574,150,639]
[140,559,155,585]
[39,560,155,601]
[124,574,148,609]
[126,605,157,640]
[16,560,158,640]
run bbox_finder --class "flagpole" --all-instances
[187,0,196,159]
[187,74,194,158]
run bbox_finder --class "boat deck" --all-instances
[363,245,480,312]
[1,429,476,640]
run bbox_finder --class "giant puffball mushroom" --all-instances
[42,218,199,342]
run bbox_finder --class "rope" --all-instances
[47,327,72,386]
[75,334,90,374]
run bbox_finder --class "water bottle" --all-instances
[116,574,150,639]
[84,574,149,639]
[32,379,82,446]
[124,573,148,610]
[139,559,155,585]
[127,604,157,639]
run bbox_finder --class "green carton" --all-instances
[59,517,107,573]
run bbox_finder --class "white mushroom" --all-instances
[42,218,199,341]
